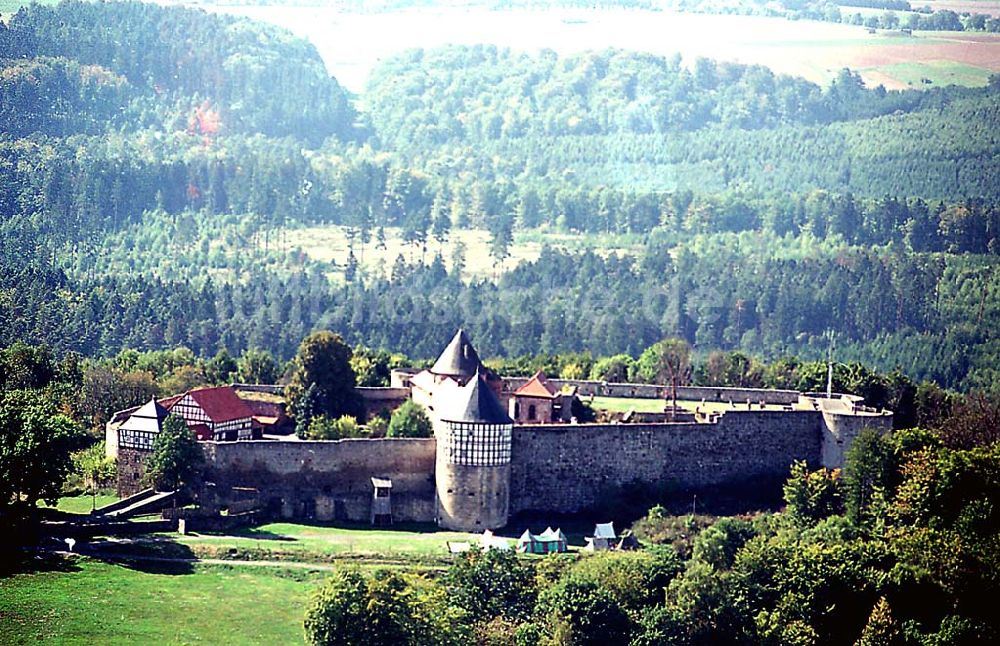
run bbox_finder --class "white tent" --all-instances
[585,522,617,551]
[481,529,512,551]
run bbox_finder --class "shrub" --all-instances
[303,415,362,440]
[387,400,432,438]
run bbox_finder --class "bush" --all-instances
[537,578,632,646]
[303,415,362,440]
[304,568,469,646]
[387,400,432,438]
[444,547,537,623]
[366,416,388,438]
[567,549,683,613]
[691,517,757,570]
[783,460,843,527]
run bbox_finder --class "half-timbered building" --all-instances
[170,386,255,441]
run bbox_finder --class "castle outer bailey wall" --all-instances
[819,408,894,469]
[509,410,823,515]
[203,439,436,523]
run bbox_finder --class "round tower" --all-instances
[434,371,513,531]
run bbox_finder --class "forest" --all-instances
[0,0,998,396]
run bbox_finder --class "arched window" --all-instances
[528,404,536,420]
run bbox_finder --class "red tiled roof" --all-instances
[158,394,183,410]
[513,371,559,399]
[187,386,254,423]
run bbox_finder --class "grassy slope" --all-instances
[174,522,496,563]
[39,494,120,515]
[0,522,578,643]
[0,557,320,645]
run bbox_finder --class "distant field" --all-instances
[920,0,1000,17]
[0,557,318,645]
[173,4,1000,90]
[872,59,996,87]
[283,224,638,282]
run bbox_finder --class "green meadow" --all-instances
[0,556,321,645]
[874,60,996,87]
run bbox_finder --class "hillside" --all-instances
[0,1,997,392]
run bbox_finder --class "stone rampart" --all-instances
[509,409,823,515]
[203,438,437,523]
[819,408,894,469]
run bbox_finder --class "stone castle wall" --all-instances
[142,399,892,526]
[509,410,823,515]
[203,438,436,523]
[820,409,894,469]
[117,447,149,497]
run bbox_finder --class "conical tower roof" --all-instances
[440,371,512,425]
[431,329,483,378]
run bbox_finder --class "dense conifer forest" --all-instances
[1,0,998,393]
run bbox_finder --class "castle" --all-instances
[108,330,892,531]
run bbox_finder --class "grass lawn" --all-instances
[589,396,669,414]
[0,556,321,645]
[39,494,120,515]
[173,522,502,564]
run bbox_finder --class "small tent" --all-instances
[481,529,512,551]
[584,522,616,551]
[517,527,568,554]
[616,529,640,551]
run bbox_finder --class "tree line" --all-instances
[4,216,999,392]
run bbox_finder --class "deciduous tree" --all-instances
[0,389,84,510]
[386,400,433,438]
[286,331,360,435]
[145,415,204,492]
